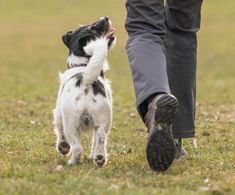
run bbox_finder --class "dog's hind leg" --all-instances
[53,108,70,155]
[92,103,112,167]
[89,131,97,159]
[93,126,109,167]
[63,119,83,165]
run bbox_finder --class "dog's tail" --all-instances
[83,38,108,85]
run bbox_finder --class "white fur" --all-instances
[67,54,88,68]
[83,38,109,85]
[54,38,114,166]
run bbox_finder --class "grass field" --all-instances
[0,0,234,194]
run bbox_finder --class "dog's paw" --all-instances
[67,159,76,166]
[84,37,108,56]
[67,156,81,166]
[94,154,107,167]
[57,141,70,155]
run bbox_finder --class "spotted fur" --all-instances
[53,17,116,167]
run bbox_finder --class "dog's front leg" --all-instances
[67,140,83,166]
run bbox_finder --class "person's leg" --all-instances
[125,0,179,171]
[165,0,203,138]
[125,0,170,121]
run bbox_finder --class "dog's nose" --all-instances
[100,16,109,22]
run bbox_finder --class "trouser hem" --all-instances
[173,129,195,138]
[136,88,170,122]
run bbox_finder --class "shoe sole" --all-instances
[146,94,179,171]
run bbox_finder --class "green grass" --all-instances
[0,0,234,194]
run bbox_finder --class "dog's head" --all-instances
[62,17,116,59]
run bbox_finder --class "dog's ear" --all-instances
[62,31,73,48]
[78,34,93,47]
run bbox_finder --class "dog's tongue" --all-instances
[107,27,115,38]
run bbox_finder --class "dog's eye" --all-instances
[90,26,98,31]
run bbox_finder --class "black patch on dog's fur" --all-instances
[92,80,106,97]
[100,71,104,78]
[75,73,83,87]
[74,72,104,89]
[62,28,93,57]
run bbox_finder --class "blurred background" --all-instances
[0,0,234,131]
[0,0,234,194]
[0,0,234,108]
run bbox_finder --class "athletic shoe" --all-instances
[144,94,179,171]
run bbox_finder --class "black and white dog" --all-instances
[53,17,116,166]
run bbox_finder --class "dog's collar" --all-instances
[68,63,105,78]
[67,56,105,77]
[68,63,87,68]
[67,55,91,69]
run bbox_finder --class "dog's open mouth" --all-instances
[106,27,115,39]
[106,19,115,39]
